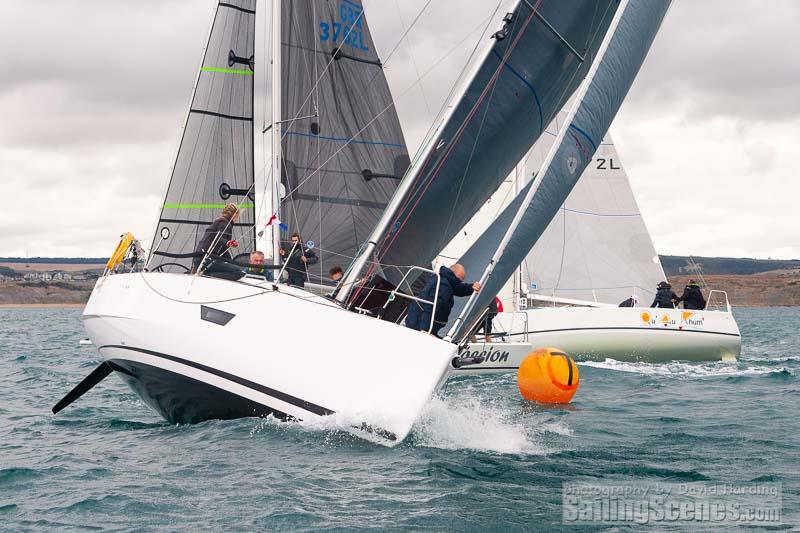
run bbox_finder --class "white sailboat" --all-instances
[452,128,741,372]
[53,0,620,444]
[451,0,742,374]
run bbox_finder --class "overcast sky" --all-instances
[0,0,797,259]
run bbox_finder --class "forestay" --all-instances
[279,0,409,283]
[446,0,672,339]
[358,0,620,290]
[521,122,666,304]
[148,0,257,273]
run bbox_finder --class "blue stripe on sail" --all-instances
[491,49,543,130]
[567,124,597,151]
[543,126,609,146]
[284,130,404,149]
[562,207,641,217]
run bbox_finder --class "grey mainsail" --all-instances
[279,0,409,282]
[340,0,619,302]
[447,0,672,339]
[521,127,666,304]
[148,0,257,273]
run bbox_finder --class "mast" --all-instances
[270,0,282,264]
[512,160,523,310]
[444,0,630,342]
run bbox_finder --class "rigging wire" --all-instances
[279,8,502,203]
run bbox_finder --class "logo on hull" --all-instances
[459,346,510,364]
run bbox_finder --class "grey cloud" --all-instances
[0,0,796,259]
[625,0,800,121]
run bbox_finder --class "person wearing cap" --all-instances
[618,296,637,307]
[650,281,678,308]
[677,280,706,310]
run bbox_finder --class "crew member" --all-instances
[619,296,637,307]
[650,281,678,308]
[193,203,243,280]
[405,263,481,337]
[677,279,706,310]
[329,266,343,283]
[279,233,318,288]
[247,250,274,281]
[474,296,500,342]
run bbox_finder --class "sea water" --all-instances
[0,307,797,530]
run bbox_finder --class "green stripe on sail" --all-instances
[164,203,254,209]
[201,67,253,75]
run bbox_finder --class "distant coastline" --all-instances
[0,255,798,307]
[0,303,84,308]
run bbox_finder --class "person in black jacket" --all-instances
[677,280,706,310]
[405,263,481,337]
[473,296,499,342]
[650,281,678,308]
[618,296,637,307]
[193,203,244,279]
[279,233,318,288]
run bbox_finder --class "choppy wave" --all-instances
[2,307,799,530]
[578,358,790,378]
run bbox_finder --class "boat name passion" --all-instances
[459,347,510,363]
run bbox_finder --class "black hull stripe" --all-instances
[100,345,398,442]
[494,326,741,339]
[99,344,334,416]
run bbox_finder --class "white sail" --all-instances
[521,124,666,305]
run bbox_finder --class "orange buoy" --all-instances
[517,347,580,404]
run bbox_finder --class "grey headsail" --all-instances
[445,0,672,340]
[279,0,409,283]
[338,0,619,303]
[148,0,257,273]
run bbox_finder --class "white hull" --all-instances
[454,306,741,374]
[80,273,455,445]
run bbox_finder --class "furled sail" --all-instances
[279,0,409,283]
[340,0,619,301]
[521,127,666,304]
[148,0,257,273]
[446,0,672,339]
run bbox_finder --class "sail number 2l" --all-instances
[319,1,369,52]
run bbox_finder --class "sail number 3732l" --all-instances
[319,2,369,52]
